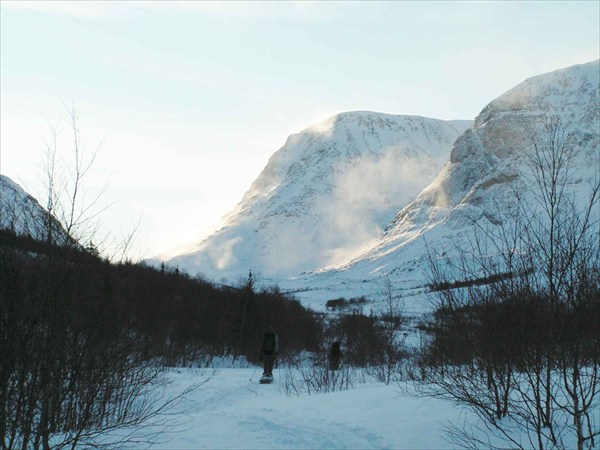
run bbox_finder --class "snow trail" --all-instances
[140,368,463,449]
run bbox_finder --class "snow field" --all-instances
[136,367,470,449]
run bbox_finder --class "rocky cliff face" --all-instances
[165,112,470,280]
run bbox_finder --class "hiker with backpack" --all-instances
[329,341,342,371]
[259,332,279,384]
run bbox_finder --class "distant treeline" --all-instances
[2,228,399,448]
[0,229,320,367]
[428,271,516,292]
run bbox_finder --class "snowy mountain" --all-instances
[0,175,52,240]
[302,60,599,298]
[0,174,75,247]
[164,112,471,280]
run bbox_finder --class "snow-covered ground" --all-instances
[114,366,593,450]
[124,367,472,449]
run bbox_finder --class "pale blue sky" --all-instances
[1,1,599,258]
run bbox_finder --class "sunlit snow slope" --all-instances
[165,112,470,280]
[0,175,56,240]
[308,61,599,290]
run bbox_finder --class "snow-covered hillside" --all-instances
[164,112,470,280]
[299,60,599,300]
[0,174,54,240]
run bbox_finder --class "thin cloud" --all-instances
[1,1,371,24]
[1,1,114,19]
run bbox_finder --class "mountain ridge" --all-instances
[163,111,471,280]
[305,60,599,290]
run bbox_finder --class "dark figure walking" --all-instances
[329,341,342,371]
[260,332,278,384]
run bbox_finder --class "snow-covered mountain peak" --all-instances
[164,112,471,280]
[244,111,470,201]
[474,60,599,128]
[310,61,599,291]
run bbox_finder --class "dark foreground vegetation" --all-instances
[0,229,406,449]
[0,229,324,449]
[2,114,597,450]
[416,282,600,449]
[415,117,600,450]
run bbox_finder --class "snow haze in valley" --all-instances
[162,113,471,280]
[287,60,600,303]
[1,1,598,259]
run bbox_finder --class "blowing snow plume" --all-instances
[162,112,470,281]
[311,60,599,288]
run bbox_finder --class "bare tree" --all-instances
[522,117,600,449]
[371,275,406,384]
[281,345,356,396]
[420,116,600,449]
[39,104,111,251]
[1,107,204,450]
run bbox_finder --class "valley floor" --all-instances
[124,367,470,449]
